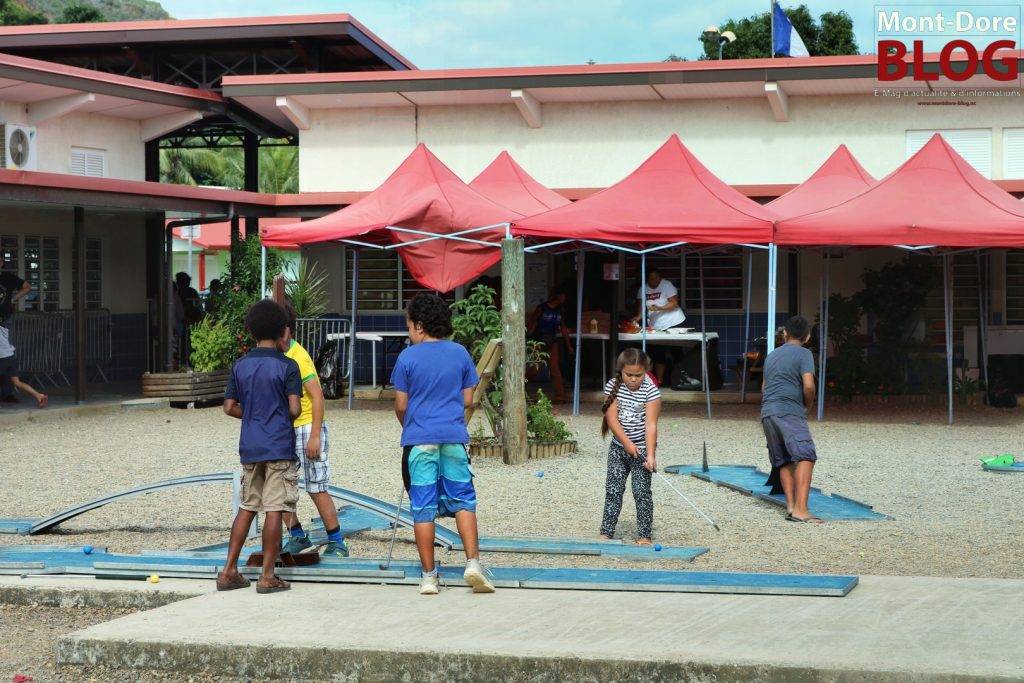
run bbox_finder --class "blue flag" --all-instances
[773,2,810,57]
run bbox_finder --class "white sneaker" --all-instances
[463,558,496,593]
[419,573,440,595]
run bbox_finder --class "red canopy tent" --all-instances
[776,134,1024,247]
[768,145,876,416]
[777,134,1024,424]
[469,151,570,215]
[261,143,521,293]
[768,145,876,219]
[510,134,778,417]
[512,134,775,246]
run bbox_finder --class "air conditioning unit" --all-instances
[0,124,37,171]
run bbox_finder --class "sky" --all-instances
[158,1,1019,68]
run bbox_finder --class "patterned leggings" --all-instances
[600,441,654,539]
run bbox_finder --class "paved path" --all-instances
[51,575,1024,682]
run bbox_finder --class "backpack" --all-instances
[314,340,340,400]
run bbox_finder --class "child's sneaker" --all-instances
[281,533,312,555]
[322,540,349,558]
[419,572,440,595]
[463,558,495,593]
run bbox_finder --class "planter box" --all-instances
[469,439,577,460]
[142,370,230,403]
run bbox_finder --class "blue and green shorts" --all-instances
[401,443,477,523]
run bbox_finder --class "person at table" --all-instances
[527,286,575,404]
[632,268,686,385]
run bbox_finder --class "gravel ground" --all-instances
[0,400,1021,681]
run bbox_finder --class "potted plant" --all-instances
[451,285,577,460]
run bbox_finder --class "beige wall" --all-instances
[0,103,144,180]
[299,94,1024,192]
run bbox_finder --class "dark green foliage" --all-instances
[695,4,857,60]
[59,2,104,22]
[23,0,169,22]
[0,0,47,25]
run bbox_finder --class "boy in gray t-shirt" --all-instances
[760,315,821,523]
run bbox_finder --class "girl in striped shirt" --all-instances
[599,348,662,544]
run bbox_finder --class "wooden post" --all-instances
[272,274,286,305]
[501,238,527,465]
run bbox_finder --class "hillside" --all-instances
[23,0,171,21]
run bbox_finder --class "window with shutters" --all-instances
[1004,129,1024,179]
[906,129,991,178]
[70,147,106,177]
[21,235,60,312]
[1007,251,1024,325]
[72,237,102,309]
[342,249,454,312]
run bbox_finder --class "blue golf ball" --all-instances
[83,545,93,554]
[654,543,662,551]
[536,471,545,477]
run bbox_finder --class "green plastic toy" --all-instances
[980,454,1016,467]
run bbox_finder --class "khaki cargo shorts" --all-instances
[239,460,299,513]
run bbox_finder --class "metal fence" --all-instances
[8,309,112,387]
[295,317,351,380]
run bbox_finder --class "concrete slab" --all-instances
[0,575,209,609]
[57,576,1024,682]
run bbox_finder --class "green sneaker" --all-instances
[322,540,350,558]
[281,533,312,555]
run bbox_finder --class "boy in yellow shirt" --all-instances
[280,305,348,557]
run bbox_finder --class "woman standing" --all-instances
[527,286,575,404]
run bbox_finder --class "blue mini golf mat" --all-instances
[663,465,891,521]
[982,462,1024,473]
[0,545,857,597]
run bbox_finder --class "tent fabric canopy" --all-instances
[768,145,876,219]
[261,143,521,292]
[776,134,1024,247]
[511,134,775,246]
[469,151,571,215]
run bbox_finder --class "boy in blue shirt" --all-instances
[217,300,303,594]
[761,315,823,524]
[391,293,495,595]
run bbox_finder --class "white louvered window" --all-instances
[906,129,992,178]
[1004,129,1024,179]
[70,147,106,177]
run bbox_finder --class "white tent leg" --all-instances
[767,244,778,354]
[699,252,711,419]
[347,249,359,411]
[573,250,585,417]
[943,253,954,425]
[260,245,267,299]
[740,248,753,404]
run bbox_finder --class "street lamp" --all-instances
[702,25,737,60]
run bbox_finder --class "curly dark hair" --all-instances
[406,293,453,339]
[245,299,288,342]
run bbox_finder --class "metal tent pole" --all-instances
[977,253,989,392]
[573,250,585,416]
[817,252,830,421]
[699,252,711,418]
[943,253,954,425]
[767,244,778,354]
[740,248,753,403]
[640,252,647,352]
[347,249,359,411]
[260,246,267,299]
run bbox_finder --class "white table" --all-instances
[577,330,720,385]
[327,331,409,388]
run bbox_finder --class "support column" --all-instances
[501,238,527,465]
[243,133,259,240]
[73,207,86,403]
[229,215,241,279]
[165,222,175,371]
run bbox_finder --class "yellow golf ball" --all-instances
[148,574,160,583]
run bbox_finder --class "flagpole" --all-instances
[770,1,775,58]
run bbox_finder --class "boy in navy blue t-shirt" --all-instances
[391,293,495,595]
[217,300,303,594]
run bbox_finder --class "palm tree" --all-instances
[222,144,299,194]
[159,147,225,186]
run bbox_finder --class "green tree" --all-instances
[693,4,857,60]
[222,143,299,194]
[662,54,687,62]
[0,0,48,25]
[159,147,225,187]
[59,2,105,22]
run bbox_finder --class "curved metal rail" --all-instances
[26,473,457,548]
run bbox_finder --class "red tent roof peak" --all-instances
[469,152,570,216]
[769,145,876,220]
[776,133,1024,247]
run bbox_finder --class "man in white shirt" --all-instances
[633,268,687,385]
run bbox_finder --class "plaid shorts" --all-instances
[294,422,331,494]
